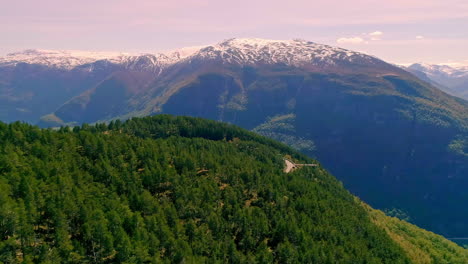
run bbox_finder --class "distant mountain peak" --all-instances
[402,62,468,100]
[0,49,132,69]
[407,63,468,78]
[190,37,375,67]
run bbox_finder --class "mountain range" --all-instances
[0,38,467,241]
[404,63,468,100]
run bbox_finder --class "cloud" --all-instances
[369,31,383,40]
[337,31,382,44]
[416,35,424,39]
[369,31,383,36]
[336,37,365,44]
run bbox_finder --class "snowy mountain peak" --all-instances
[403,62,468,99]
[0,38,383,71]
[191,38,375,67]
[0,49,132,69]
[408,63,468,78]
[0,47,204,71]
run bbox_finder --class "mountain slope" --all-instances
[0,115,466,263]
[0,49,198,124]
[361,201,467,264]
[0,62,118,123]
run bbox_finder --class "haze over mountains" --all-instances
[0,38,467,241]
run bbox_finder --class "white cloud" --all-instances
[336,37,365,44]
[369,31,383,40]
[369,31,383,37]
[337,31,382,44]
[416,35,424,39]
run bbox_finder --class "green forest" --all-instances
[0,115,466,263]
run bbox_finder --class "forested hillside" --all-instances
[0,115,466,263]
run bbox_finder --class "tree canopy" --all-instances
[0,115,465,263]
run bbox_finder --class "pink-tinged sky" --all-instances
[1,0,468,64]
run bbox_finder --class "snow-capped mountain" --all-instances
[404,63,468,100]
[0,38,384,73]
[0,48,200,72]
[0,38,409,124]
[408,63,468,79]
[190,38,377,67]
[0,49,130,69]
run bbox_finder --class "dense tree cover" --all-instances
[253,114,315,153]
[0,115,464,263]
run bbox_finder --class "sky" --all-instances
[1,0,468,65]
